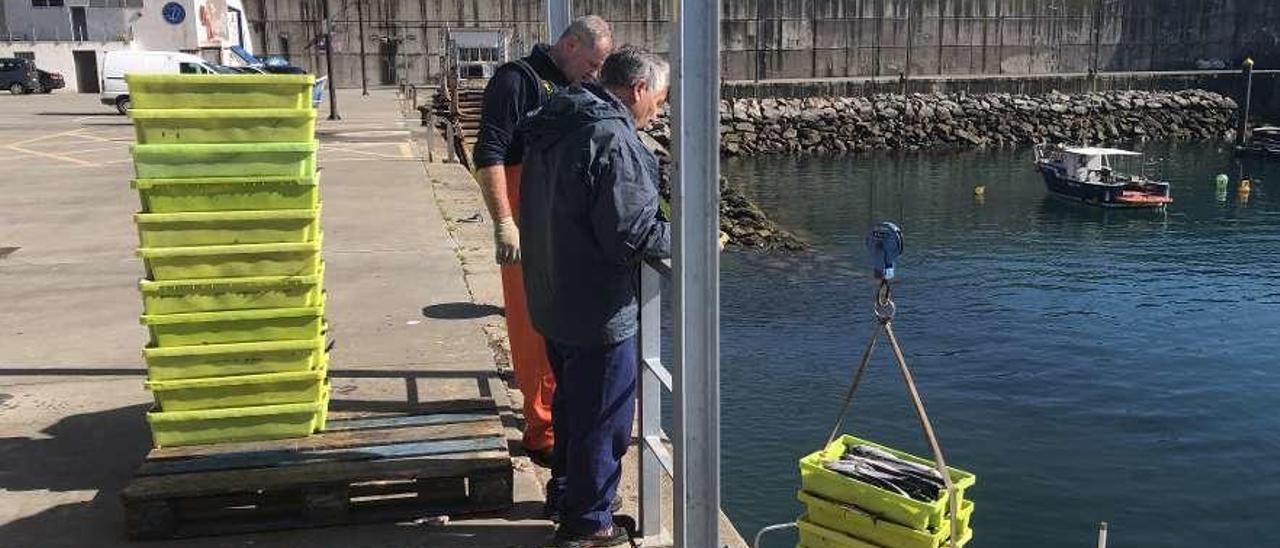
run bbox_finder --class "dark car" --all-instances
[0,57,39,95]
[36,69,65,93]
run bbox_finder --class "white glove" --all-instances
[494,216,521,265]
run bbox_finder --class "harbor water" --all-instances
[717,142,1280,547]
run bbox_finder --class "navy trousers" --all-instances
[544,336,637,534]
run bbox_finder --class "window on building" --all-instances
[14,52,36,62]
[31,0,65,7]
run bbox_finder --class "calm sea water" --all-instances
[717,142,1280,547]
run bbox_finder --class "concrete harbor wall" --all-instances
[244,0,1280,87]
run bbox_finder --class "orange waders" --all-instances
[501,164,555,452]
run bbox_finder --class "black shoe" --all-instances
[527,446,555,469]
[544,495,624,523]
[545,515,636,548]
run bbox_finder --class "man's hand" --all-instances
[495,216,521,265]
[719,231,730,251]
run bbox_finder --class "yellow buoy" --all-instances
[973,185,985,196]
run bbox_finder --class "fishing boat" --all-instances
[1032,144,1173,208]
[1235,126,1280,158]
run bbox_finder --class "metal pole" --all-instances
[672,0,721,547]
[546,0,571,41]
[1236,57,1254,145]
[1096,522,1109,548]
[357,0,368,96]
[321,0,340,120]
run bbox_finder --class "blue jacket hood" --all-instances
[519,82,633,153]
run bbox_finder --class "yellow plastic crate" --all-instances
[132,142,317,179]
[139,270,323,315]
[147,387,328,448]
[798,491,974,548]
[797,516,972,548]
[126,74,315,110]
[133,175,319,213]
[130,108,317,144]
[143,305,325,347]
[145,360,328,411]
[143,336,327,381]
[799,435,976,531]
[139,238,321,281]
[135,207,320,248]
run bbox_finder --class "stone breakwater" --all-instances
[646,89,1238,156]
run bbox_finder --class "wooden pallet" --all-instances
[121,409,512,540]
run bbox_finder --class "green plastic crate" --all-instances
[139,269,324,314]
[139,238,321,281]
[799,435,976,531]
[133,175,319,213]
[130,108,317,144]
[132,142,317,179]
[143,305,325,347]
[145,360,328,411]
[126,74,315,110]
[147,387,329,448]
[798,491,974,548]
[144,334,326,381]
[797,516,972,548]
[135,207,320,248]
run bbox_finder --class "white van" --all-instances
[100,51,221,114]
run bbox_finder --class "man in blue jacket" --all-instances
[517,47,671,547]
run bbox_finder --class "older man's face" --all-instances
[564,37,612,82]
[629,81,668,128]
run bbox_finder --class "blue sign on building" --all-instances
[162,2,186,25]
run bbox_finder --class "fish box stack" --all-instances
[126,74,329,448]
[796,435,977,548]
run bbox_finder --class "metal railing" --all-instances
[636,257,672,542]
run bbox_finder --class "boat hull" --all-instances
[1036,165,1170,208]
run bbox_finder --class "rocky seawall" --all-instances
[646,89,1238,156]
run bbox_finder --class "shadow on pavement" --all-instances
[422,302,504,320]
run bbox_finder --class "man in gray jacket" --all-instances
[517,47,670,547]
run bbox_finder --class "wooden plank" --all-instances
[324,412,494,432]
[139,436,507,476]
[147,417,503,461]
[123,449,511,501]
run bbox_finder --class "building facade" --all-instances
[0,0,251,92]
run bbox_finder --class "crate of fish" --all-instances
[143,305,325,347]
[797,490,973,548]
[125,74,315,110]
[132,142,317,179]
[139,238,322,281]
[139,269,323,315]
[130,108,317,144]
[135,207,320,248]
[133,175,319,213]
[796,514,972,548]
[799,435,975,531]
[147,388,329,448]
[145,361,328,412]
[144,337,327,381]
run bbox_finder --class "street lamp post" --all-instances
[320,0,340,120]
[357,0,368,96]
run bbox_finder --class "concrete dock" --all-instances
[0,88,744,547]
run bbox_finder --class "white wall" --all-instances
[130,1,197,52]
[0,41,129,92]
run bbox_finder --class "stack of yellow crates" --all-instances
[127,74,329,448]
[795,435,977,548]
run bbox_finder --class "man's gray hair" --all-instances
[558,15,613,46]
[599,47,670,93]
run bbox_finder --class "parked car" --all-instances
[100,50,220,114]
[36,69,65,93]
[0,57,40,95]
